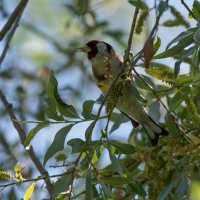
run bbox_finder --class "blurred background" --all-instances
[0,0,194,199]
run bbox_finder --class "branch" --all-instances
[0,0,29,67]
[0,170,72,191]
[0,0,29,41]
[0,90,53,194]
[0,15,20,67]
[181,0,197,20]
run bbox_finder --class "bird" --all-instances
[78,40,169,145]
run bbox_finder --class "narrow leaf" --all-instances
[155,33,194,59]
[85,168,93,200]
[24,182,35,200]
[157,180,178,200]
[174,45,197,79]
[102,176,134,186]
[47,71,79,119]
[51,174,71,197]
[82,100,95,119]
[43,124,74,166]
[67,138,85,153]
[154,37,161,55]
[100,181,114,198]
[166,115,181,138]
[128,0,148,10]
[24,121,49,147]
[85,121,95,140]
[166,28,196,49]
[169,92,183,111]
[108,148,123,176]
[109,140,136,154]
[194,27,200,44]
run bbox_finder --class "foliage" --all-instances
[0,0,200,200]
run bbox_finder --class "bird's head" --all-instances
[78,40,113,60]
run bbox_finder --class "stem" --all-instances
[0,90,53,194]
[180,0,197,20]
[0,0,29,41]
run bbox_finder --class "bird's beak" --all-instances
[77,45,90,53]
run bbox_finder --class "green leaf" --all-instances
[174,61,181,79]
[163,19,182,27]
[135,10,148,34]
[67,138,84,153]
[194,27,200,44]
[47,71,79,119]
[169,6,189,28]
[45,97,64,120]
[175,175,187,199]
[57,103,79,119]
[166,115,181,138]
[174,45,197,79]
[82,100,95,119]
[145,62,174,83]
[108,147,123,176]
[85,168,93,200]
[109,140,136,154]
[128,181,146,197]
[155,33,194,59]
[157,180,178,200]
[85,121,95,140]
[158,0,168,15]
[154,45,183,59]
[24,182,35,200]
[110,113,129,133]
[14,163,19,173]
[51,174,71,197]
[100,181,114,198]
[190,0,200,20]
[43,124,74,166]
[154,37,161,55]
[24,121,49,147]
[166,28,196,50]
[128,0,148,10]
[191,49,200,73]
[176,73,195,84]
[169,92,183,111]
[102,176,134,186]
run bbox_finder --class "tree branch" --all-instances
[0,170,72,191]
[0,90,53,194]
[0,0,29,41]
[0,13,20,66]
[181,0,197,20]
[0,0,29,67]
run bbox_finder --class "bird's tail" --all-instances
[142,117,169,145]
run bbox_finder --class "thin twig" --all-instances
[0,170,73,190]
[49,162,75,168]
[0,90,53,194]
[181,0,197,20]
[0,15,20,66]
[0,0,29,41]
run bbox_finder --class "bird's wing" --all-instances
[121,111,139,127]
